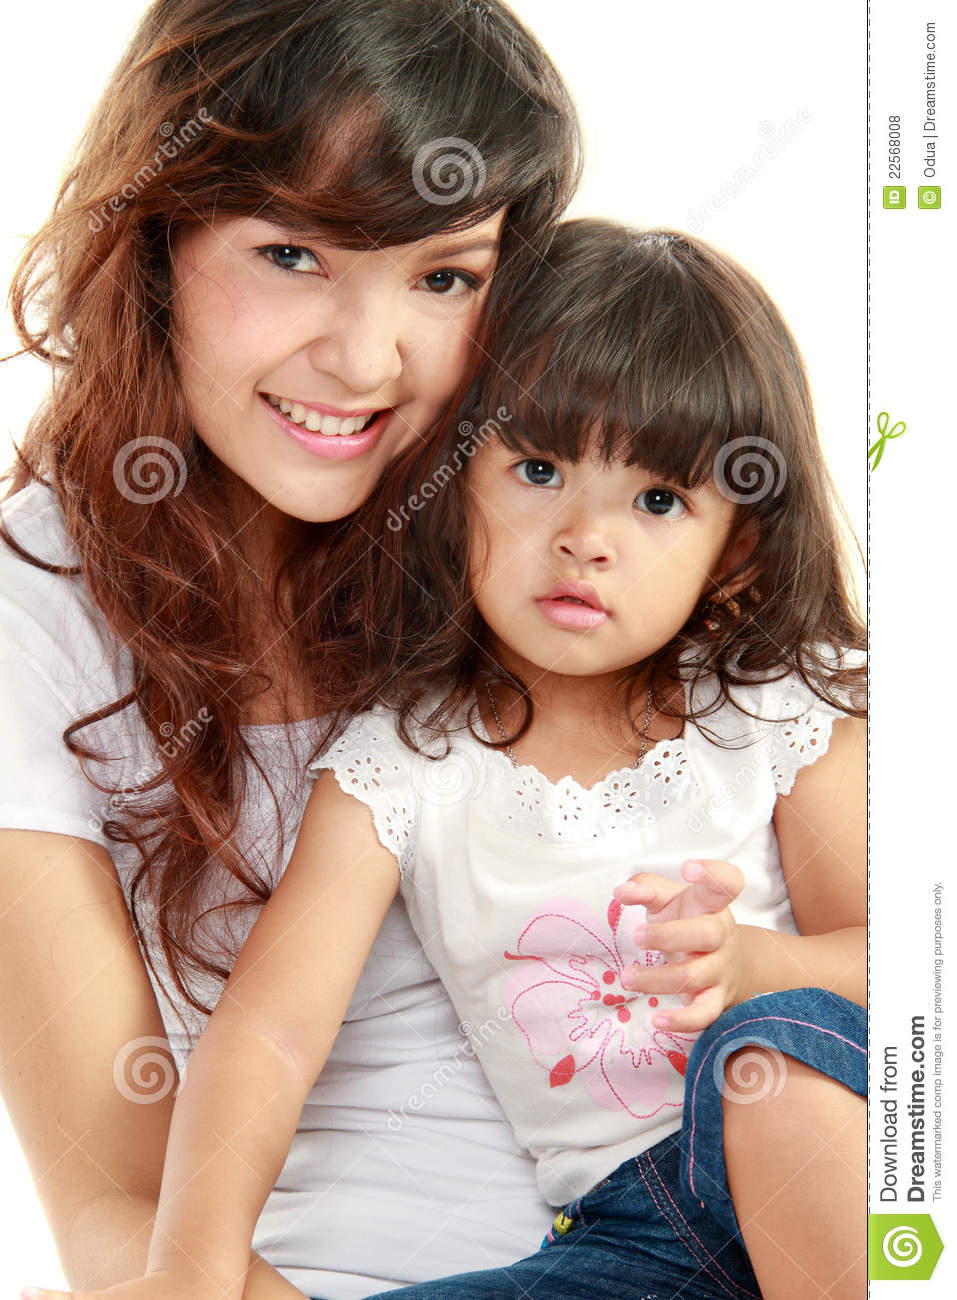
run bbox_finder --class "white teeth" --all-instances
[266,394,379,436]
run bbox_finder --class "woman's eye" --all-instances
[515,459,563,488]
[635,487,686,519]
[258,244,322,275]
[417,269,480,297]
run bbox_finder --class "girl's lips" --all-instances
[260,393,391,461]
[536,598,609,630]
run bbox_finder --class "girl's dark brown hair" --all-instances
[313,218,865,753]
[2,0,582,1029]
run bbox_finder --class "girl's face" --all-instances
[468,437,744,682]
[171,212,506,524]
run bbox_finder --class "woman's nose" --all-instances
[304,299,404,396]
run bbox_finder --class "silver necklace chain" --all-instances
[485,682,656,770]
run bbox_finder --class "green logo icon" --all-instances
[868,1214,943,1280]
[868,411,907,471]
[918,186,941,209]
[883,186,906,209]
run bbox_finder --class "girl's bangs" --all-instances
[478,315,748,491]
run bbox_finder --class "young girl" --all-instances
[2,1,583,1296]
[23,221,866,1300]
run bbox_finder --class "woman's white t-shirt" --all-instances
[0,482,551,1298]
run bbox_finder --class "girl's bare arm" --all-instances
[0,830,306,1298]
[141,771,400,1299]
[756,712,867,1004]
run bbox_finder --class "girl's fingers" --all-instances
[612,873,685,912]
[622,956,713,996]
[638,914,729,955]
[649,985,725,1034]
[680,859,745,910]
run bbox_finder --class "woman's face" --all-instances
[171,211,506,524]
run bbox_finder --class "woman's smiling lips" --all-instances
[259,391,394,461]
[536,579,610,630]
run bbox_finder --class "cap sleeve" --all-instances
[307,708,419,876]
[757,652,865,796]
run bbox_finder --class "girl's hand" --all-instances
[613,859,747,1033]
[21,1271,220,1300]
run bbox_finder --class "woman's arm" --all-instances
[140,771,400,1300]
[0,830,302,1298]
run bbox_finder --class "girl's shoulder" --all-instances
[686,648,865,797]
[306,696,460,877]
[307,693,462,793]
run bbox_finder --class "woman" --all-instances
[0,2,581,1296]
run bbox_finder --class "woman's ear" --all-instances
[715,515,760,599]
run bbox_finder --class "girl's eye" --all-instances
[635,487,687,519]
[515,459,563,488]
[417,269,481,297]
[258,244,322,275]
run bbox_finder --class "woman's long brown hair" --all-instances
[309,220,865,757]
[2,0,582,1027]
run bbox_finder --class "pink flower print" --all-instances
[503,896,695,1118]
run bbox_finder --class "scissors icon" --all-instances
[868,412,906,471]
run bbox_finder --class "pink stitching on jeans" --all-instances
[686,1015,865,1199]
[637,1155,759,1298]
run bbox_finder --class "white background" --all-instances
[0,0,878,1294]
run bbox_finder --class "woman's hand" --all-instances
[613,859,748,1033]
[21,1271,222,1300]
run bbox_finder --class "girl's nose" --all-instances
[553,521,615,567]
[305,301,404,396]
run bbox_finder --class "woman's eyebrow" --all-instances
[422,237,500,259]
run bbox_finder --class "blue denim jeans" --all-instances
[356,989,866,1299]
